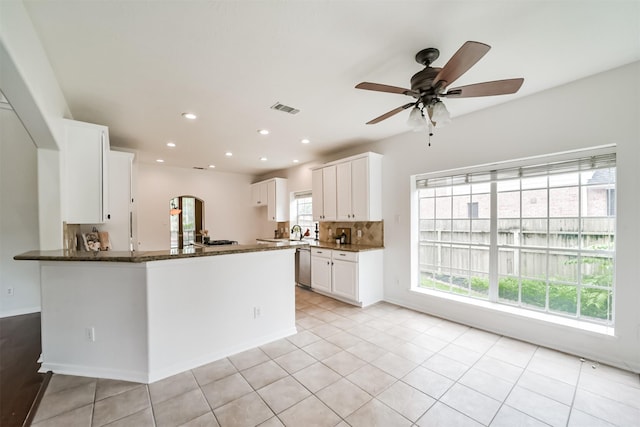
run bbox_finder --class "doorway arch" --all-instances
[170,195,203,249]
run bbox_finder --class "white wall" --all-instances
[0,107,41,317]
[136,163,264,250]
[0,0,70,251]
[325,62,640,372]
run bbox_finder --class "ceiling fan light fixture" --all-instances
[407,106,428,132]
[431,101,451,127]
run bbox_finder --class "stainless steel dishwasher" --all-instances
[295,247,311,288]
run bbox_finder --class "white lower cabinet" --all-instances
[310,248,383,307]
[310,249,332,294]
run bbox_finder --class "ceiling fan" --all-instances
[355,41,524,128]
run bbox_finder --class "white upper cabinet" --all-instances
[63,119,110,224]
[351,155,381,221]
[312,166,337,221]
[251,177,288,222]
[336,162,352,220]
[101,151,135,251]
[312,168,324,221]
[313,152,382,222]
[267,178,288,222]
[250,181,268,206]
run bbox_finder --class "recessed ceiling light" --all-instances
[208,164,216,169]
[301,138,310,144]
[225,152,233,157]
[293,159,299,163]
[156,159,165,163]
[166,142,176,148]
[258,129,270,135]
[182,112,197,120]
[260,157,268,162]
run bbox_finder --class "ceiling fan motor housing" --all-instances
[411,67,441,105]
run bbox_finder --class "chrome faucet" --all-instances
[291,224,302,240]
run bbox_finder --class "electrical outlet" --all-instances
[85,327,96,342]
[6,287,14,297]
[357,229,362,238]
[253,307,261,319]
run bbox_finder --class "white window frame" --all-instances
[292,191,315,234]
[411,146,616,327]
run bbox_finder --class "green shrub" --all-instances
[521,280,546,307]
[581,288,611,320]
[470,277,489,293]
[549,285,577,314]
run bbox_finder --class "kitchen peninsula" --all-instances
[15,242,301,383]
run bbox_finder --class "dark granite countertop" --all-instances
[14,241,301,263]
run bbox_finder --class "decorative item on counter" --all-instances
[82,232,101,251]
[314,223,319,241]
[304,228,310,238]
[274,229,279,239]
[200,229,209,244]
[291,224,302,240]
[340,229,347,244]
[99,231,111,251]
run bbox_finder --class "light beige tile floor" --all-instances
[31,286,640,427]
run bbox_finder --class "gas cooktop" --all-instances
[202,239,237,246]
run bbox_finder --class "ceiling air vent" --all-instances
[193,166,205,170]
[270,102,299,115]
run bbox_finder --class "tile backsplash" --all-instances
[320,221,383,246]
[272,220,383,246]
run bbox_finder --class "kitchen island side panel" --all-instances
[145,249,297,382]
[39,262,149,381]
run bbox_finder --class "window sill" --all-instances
[410,287,615,337]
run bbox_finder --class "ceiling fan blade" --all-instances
[444,78,524,98]
[356,82,415,96]
[366,103,415,124]
[432,41,491,89]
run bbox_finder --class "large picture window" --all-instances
[416,151,616,325]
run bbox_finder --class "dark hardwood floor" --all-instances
[0,312,44,427]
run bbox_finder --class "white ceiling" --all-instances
[22,1,640,175]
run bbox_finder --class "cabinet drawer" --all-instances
[332,251,358,262]
[311,248,331,258]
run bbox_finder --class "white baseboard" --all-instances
[0,306,41,318]
[39,362,149,384]
[39,327,299,384]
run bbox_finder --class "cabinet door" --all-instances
[267,180,276,221]
[251,183,261,206]
[322,165,337,221]
[336,162,352,220]
[311,254,332,293]
[64,120,110,224]
[259,182,268,206]
[251,182,267,206]
[312,169,324,221]
[332,258,358,301]
[102,151,134,251]
[351,156,369,221]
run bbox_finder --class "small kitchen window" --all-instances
[293,191,315,233]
